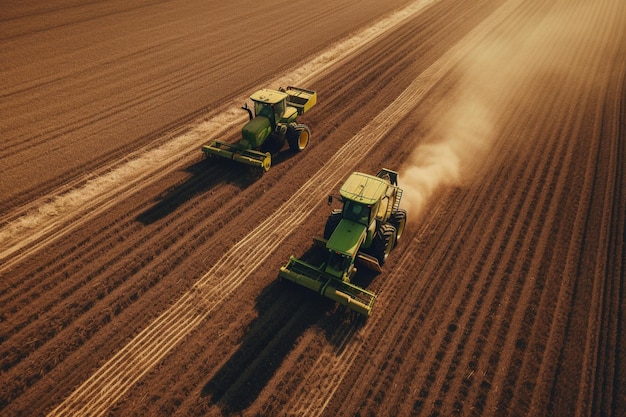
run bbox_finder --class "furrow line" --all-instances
[531,2,621,415]
[574,6,626,414]
[592,36,626,416]
[525,50,612,417]
[473,73,583,415]
[453,1,603,412]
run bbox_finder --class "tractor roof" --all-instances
[249,89,287,104]
[340,172,389,206]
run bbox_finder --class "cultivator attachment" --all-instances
[201,141,272,171]
[279,256,377,317]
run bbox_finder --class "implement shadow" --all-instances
[136,146,300,225]
[136,157,261,225]
[200,247,369,414]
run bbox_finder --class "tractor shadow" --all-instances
[200,247,375,414]
[136,148,299,225]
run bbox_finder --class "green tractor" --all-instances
[202,86,317,171]
[279,168,407,316]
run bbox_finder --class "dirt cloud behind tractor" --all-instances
[399,2,606,222]
[399,47,498,221]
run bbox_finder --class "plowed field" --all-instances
[1,0,624,416]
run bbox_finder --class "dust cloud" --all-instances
[398,1,609,221]
[399,37,507,221]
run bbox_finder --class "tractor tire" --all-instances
[287,124,311,152]
[370,223,397,266]
[323,209,343,239]
[389,209,407,243]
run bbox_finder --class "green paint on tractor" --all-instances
[279,168,407,317]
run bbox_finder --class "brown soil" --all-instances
[1,0,624,416]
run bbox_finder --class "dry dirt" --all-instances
[1,0,624,416]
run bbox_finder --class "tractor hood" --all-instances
[240,116,271,149]
[326,219,367,258]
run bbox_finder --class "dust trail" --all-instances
[399,87,493,220]
[398,26,519,220]
[399,1,609,221]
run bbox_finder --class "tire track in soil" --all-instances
[40,2,449,415]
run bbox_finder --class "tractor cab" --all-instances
[339,172,390,220]
[249,89,298,126]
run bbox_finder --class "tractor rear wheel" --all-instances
[288,124,311,152]
[324,209,342,239]
[370,223,397,266]
[389,209,407,243]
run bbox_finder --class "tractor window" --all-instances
[255,102,274,122]
[328,252,347,271]
[274,99,285,121]
[343,201,370,225]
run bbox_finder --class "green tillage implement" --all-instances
[279,255,377,317]
[203,141,272,172]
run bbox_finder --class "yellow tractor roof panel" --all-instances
[249,89,288,104]
[339,172,389,205]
